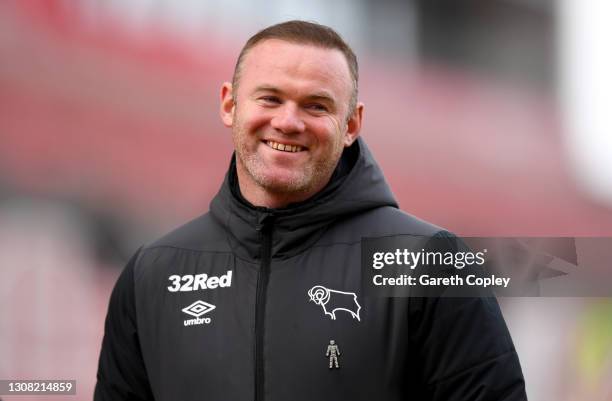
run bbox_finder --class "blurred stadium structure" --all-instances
[0,1,610,400]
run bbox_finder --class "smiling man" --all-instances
[95,21,527,401]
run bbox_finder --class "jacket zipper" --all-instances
[255,213,274,401]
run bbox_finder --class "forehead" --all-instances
[238,39,352,100]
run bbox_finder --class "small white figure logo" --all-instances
[307,285,361,321]
[326,340,341,369]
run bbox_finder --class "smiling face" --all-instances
[220,39,363,208]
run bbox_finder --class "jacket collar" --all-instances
[209,137,398,261]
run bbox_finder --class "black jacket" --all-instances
[95,138,527,401]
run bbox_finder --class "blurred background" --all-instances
[0,0,611,400]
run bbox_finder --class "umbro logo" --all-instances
[182,300,215,326]
[183,300,215,317]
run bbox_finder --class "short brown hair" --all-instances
[232,20,359,115]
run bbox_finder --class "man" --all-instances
[95,20,526,401]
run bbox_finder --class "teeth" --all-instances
[266,140,303,153]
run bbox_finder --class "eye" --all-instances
[259,96,281,105]
[306,103,328,112]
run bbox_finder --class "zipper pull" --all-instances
[255,212,275,231]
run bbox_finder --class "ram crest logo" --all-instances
[307,285,361,322]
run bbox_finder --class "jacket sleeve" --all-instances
[94,249,155,401]
[408,231,527,401]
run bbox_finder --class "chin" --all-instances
[257,171,314,194]
[262,177,310,194]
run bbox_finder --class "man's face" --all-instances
[220,39,362,204]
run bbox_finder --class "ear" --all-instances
[220,82,235,127]
[343,102,364,147]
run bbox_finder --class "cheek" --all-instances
[236,106,271,134]
[313,117,345,145]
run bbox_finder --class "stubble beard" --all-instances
[232,122,344,197]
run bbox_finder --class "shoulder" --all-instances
[321,206,447,245]
[143,212,230,254]
[130,212,234,286]
[132,212,232,278]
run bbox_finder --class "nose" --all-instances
[270,103,305,134]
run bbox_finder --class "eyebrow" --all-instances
[252,85,336,104]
